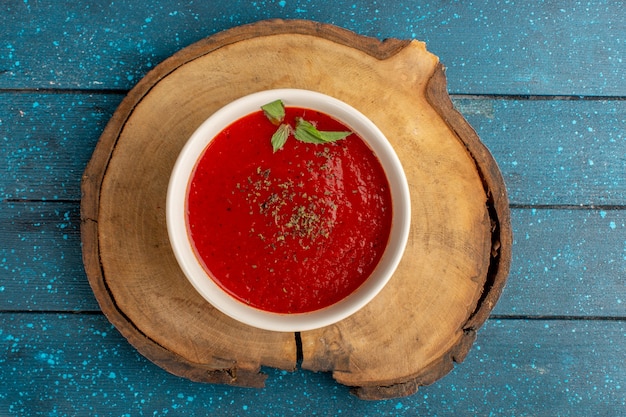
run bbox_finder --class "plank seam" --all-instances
[0,310,626,320]
[0,88,127,95]
[490,315,626,321]
[451,94,626,101]
[1,88,624,102]
[509,204,626,210]
[3,198,80,203]
[5,199,626,211]
[2,311,624,321]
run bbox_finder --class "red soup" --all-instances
[187,107,392,314]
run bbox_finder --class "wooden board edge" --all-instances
[424,62,512,330]
[168,19,412,65]
[347,329,477,400]
[79,220,269,387]
[346,62,512,401]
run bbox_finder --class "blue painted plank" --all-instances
[2,94,625,205]
[0,201,99,312]
[2,201,624,317]
[1,1,624,95]
[493,208,626,317]
[0,92,122,202]
[1,313,624,415]
[457,98,626,206]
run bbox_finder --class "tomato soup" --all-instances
[186,107,392,314]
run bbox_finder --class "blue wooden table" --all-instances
[1,1,624,415]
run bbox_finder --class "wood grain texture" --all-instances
[80,20,509,398]
[1,1,624,96]
[1,313,624,416]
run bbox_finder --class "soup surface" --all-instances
[187,107,392,313]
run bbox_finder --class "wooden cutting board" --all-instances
[81,19,511,400]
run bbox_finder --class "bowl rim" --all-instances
[166,88,410,332]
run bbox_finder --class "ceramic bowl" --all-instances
[167,89,410,332]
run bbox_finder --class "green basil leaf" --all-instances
[294,118,351,144]
[261,99,285,125]
[271,123,291,152]
[293,118,327,144]
[318,130,352,142]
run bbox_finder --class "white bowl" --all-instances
[167,89,410,332]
